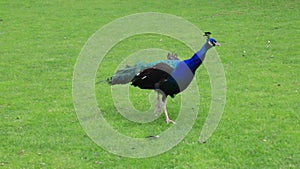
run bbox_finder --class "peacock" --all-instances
[105,32,220,124]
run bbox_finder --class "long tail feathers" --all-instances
[97,53,181,85]
[106,62,148,85]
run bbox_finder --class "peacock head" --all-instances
[204,32,221,47]
[208,38,221,47]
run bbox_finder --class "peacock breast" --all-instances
[170,61,195,92]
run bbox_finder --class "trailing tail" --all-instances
[107,62,149,85]
[100,53,181,85]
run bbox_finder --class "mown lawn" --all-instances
[1,0,299,168]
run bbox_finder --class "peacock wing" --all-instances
[131,62,174,89]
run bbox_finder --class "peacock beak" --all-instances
[214,42,221,46]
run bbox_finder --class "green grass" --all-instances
[1,0,299,168]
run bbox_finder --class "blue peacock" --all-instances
[105,32,220,124]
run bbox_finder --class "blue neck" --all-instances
[184,43,210,73]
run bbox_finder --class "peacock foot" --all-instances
[166,118,176,124]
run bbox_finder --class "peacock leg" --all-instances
[155,91,162,116]
[162,95,176,124]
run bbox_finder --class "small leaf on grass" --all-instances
[95,161,102,164]
[145,135,160,139]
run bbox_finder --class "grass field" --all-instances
[1,0,299,168]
